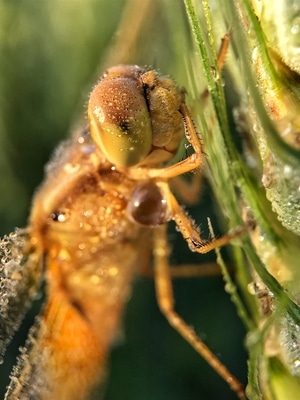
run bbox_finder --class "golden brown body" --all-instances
[12,132,150,399]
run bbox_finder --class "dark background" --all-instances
[0,1,247,399]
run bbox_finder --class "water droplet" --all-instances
[283,164,293,177]
[108,267,118,276]
[291,17,300,35]
[90,274,101,284]
[64,163,80,173]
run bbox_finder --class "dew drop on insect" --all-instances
[283,164,293,177]
[291,17,300,35]
[294,359,300,368]
[64,163,80,173]
[90,274,101,285]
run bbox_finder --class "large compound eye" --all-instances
[88,67,152,167]
[127,181,171,227]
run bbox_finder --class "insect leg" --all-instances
[165,186,245,253]
[153,224,246,400]
[147,31,232,180]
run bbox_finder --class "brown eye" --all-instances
[127,181,171,227]
[88,66,152,167]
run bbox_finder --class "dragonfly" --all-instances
[0,64,246,400]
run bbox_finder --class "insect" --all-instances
[0,65,246,399]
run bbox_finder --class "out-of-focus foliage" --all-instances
[183,0,300,399]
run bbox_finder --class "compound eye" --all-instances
[127,181,171,227]
[88,69,152,167]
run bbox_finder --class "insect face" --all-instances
[88,65,185,168]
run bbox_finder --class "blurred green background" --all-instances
[0,1,247,399]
